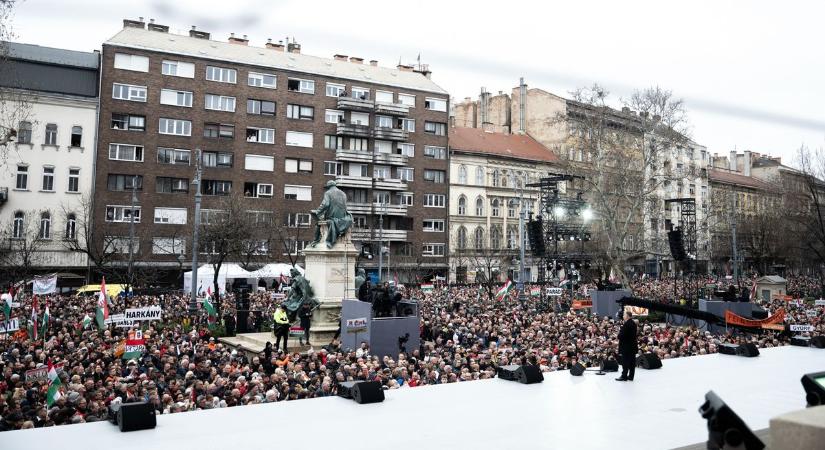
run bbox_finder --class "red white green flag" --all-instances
[96,277,109,330]
[204,287,217,329]
[496,279,514,301]
[40,299,50,339]
[122,330,146,360]
[46,360,62,406]
[28,295,39,341]
[530,286,541,297]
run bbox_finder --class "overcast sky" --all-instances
[10,0,825,166]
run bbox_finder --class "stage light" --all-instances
[582,208,593,222]
[553,206,565,218]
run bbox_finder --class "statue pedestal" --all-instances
[301,223,358,344]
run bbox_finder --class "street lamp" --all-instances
[582,208,593,222]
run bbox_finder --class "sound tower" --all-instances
[527,218,546,257]
[117,402,156,432]
[235,288,251,334]
[636,353,662,370]
[667,229,687,261]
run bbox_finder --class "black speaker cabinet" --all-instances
[353,381,384,404]
[791,335,811,347]
[570,362,586,376]
[337,381,358,399]
[811,336,825,349]
[497,365,521,381]
[600,360,619,372]
[516,365,544,384]
[636,353,662,370]
[117,402,156,432]
[719,343,739,355]
[736,343,760,357]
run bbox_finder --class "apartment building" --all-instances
[0,42,100,280]
[95,19,450,283]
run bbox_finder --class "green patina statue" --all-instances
[283,267,319,319]
[310,180,353,248]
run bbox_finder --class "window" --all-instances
[107,236,139,254]
[114,53,149,72]
[324,161,343,176]
[204,123,235,139]
[39,212,51,239]
[202,151,233,168]
[373,165,389,179]
[373,190,390,204]
[398,192,413,206]
[399,118,415,132]
[70,126,82,147]
[457,196,467,215]
[155,177,189,193]
[282,239,309,256]
[422,243,445,257]
[457,226,467,250]
[349,112,369,125]
[112,83,147,102]
[257,184,273,197]
[398,94,415,107]
[12,212,23,239]
[474,227,485,249]
[347,189,369,203]
[325,109,344,124]
[423,220,445,232]
[158,118,192,136]
[284,185,312,201]
[424,146,447,159]
[205,66,237,83]
[423,194,445,207]
[397,143,415,157]
[67,168,80,193]
[245,127,275,144]
[375,90,393,103]
[424,97,447,112]
[200,209,226,225]
[106,205,141,223]
[152,237,186,255]
[348,138,369,151]
[65,214,76,240]
[201,180,232,196]
[491,199,500,217]
[376,115,393,128]
[508,201,516,218]
[246,211,274,226]
[285,131,313,147]
[285,158,313,173]
[244,154,274,171]
[248,72,276,88]
[375,140,393,154]
[244,182,273,198]
[458,165,467,184]
[349,163,368,177]
[325,135,343,150]
[351,87,369,100]
[475,167,485,186]
[247,99,276,116]
[287,78,315,94]
[424,121,446,136]
[507,227,517,249]
[287,213,311,227]
[157,148,191,165]
[287,104,315,120]
[205,94,236,112]
[326,83,345,97]
[44,124,57,145]
[17,121,32,144]
[160,89,193,107]
[398,167,414,181]
[108,143,144,162]
[492,170,500,187]
[475,197,484,216]
[15,165,27,190]
[491,226,501,249]
[41,166,54,191]
[154,207,187,224]
[107,174,143,191]
[111,113,145,131]
[161,60,195,78]
[423,169,446,183]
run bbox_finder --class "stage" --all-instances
[5,346,820,449]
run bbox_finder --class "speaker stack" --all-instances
[527,218,546,257]
[667,229,687,261]
[235,288,251,334]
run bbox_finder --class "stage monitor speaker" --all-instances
[791,335,811,347]
[117,402,156,432]
[353,381,384,404]
[636,353,662,370]
[811,336,825,349]
[337,381,358,399]
[497,365,521,381]
[600,360,619,372]
[570,362,586,376]
[395,301,419,318]
[719,343,739,355]
[736,343,759,358]
[516,365,544,384]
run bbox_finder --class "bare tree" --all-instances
[199,194,255,302]
[449,227,513,300]
[272,213,311,268]
[792,145,825,286]
[0,0,34,161]
[0,209,45,284]
[60,194,120,280]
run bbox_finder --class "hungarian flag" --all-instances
[96,277,110,330]
[40,299,50,339]
[496,279,513,301]
[122,331,146,360]
[46,360,62,407]
[204,288,217,329]
[81,314,92,330]
[28,296,39,341]
[530,286,541,297]
[2,287,12,319]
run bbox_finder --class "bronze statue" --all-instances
[310,180,353,248]
[283,267,318,319]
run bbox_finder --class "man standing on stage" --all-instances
[616,310,638,381]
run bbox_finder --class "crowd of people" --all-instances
[0,274,822,432]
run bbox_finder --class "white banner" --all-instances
[547,288,563,297]
[815,299,825,306]
[625,305,650,317]
[32,275,57,295]
[0,318,20,334]
[346,317,367,328]
[124,306,163,321]
[104,314,136,328]
[790,324,815,332]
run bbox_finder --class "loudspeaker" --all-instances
[600,360,619,372]
[636,353,662,370]
[353,381,384,404]
[395,301,419,317]
[337,381,358,399]
[236,310,249,334]
[570,362,586,376]
[667,229,687,261]
[527,219,546,257]
[812,336,825,349]
[516,365,544,384]
[117,402,156,432]
[497,365,520,381]
[718,343,739,355]
[736,343,759,358]
[791,335,811,347]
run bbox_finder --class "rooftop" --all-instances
[708,168,778,191]
[449,127,559,163]
[5,41,99,69]
[105,27,447,94]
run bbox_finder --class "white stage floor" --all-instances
[5,346,821,449]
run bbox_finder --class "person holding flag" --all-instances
[496,279,514,301]
[28,295,39,341]
[96,277,110,330]
[203,286,218,329]
[45,360,63,407]
[40,298,50,342]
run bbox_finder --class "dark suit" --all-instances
[617,318,638,380]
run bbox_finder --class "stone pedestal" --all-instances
[770,405,825,450]
[301,222,358,344]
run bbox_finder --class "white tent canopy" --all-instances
[183,264,255,294]
[251,264,304,279]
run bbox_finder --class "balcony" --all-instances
[351,228,409,242]
[373,152,409,166]
[337,123,371,138]
[337,97,374,112]
[336,175,373,189]
[348,202,372,215]
[335,149,373,164]
[374,178,408,191]
[373,127,408,141]
[374,102,410,116]
[373,202,408,216]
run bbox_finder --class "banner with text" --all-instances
[32,275,57,295]
[0,318,20,334]
[725,308,785,328]
[25,362,65,382]
[124,306,163,321]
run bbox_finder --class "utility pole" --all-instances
[190,149,203,314]
[377,202,386,283]
[730,191,739,285]
[127,176,138,291]
[516,192,527,301]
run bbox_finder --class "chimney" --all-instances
[123,17,146,29]
[369,60,378,67]
[729,150,737,171]
[622,106,630,113]
[349,57,363,64]
[147,19,169,33]
[333,54,348,61]
[396,64,414,72]
[744,150,751,177]
[265,39,285,51]
[228,33,248,45]
[189,26,210,40]
[287,38,301,54]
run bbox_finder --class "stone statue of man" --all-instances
[310,180,353,248]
